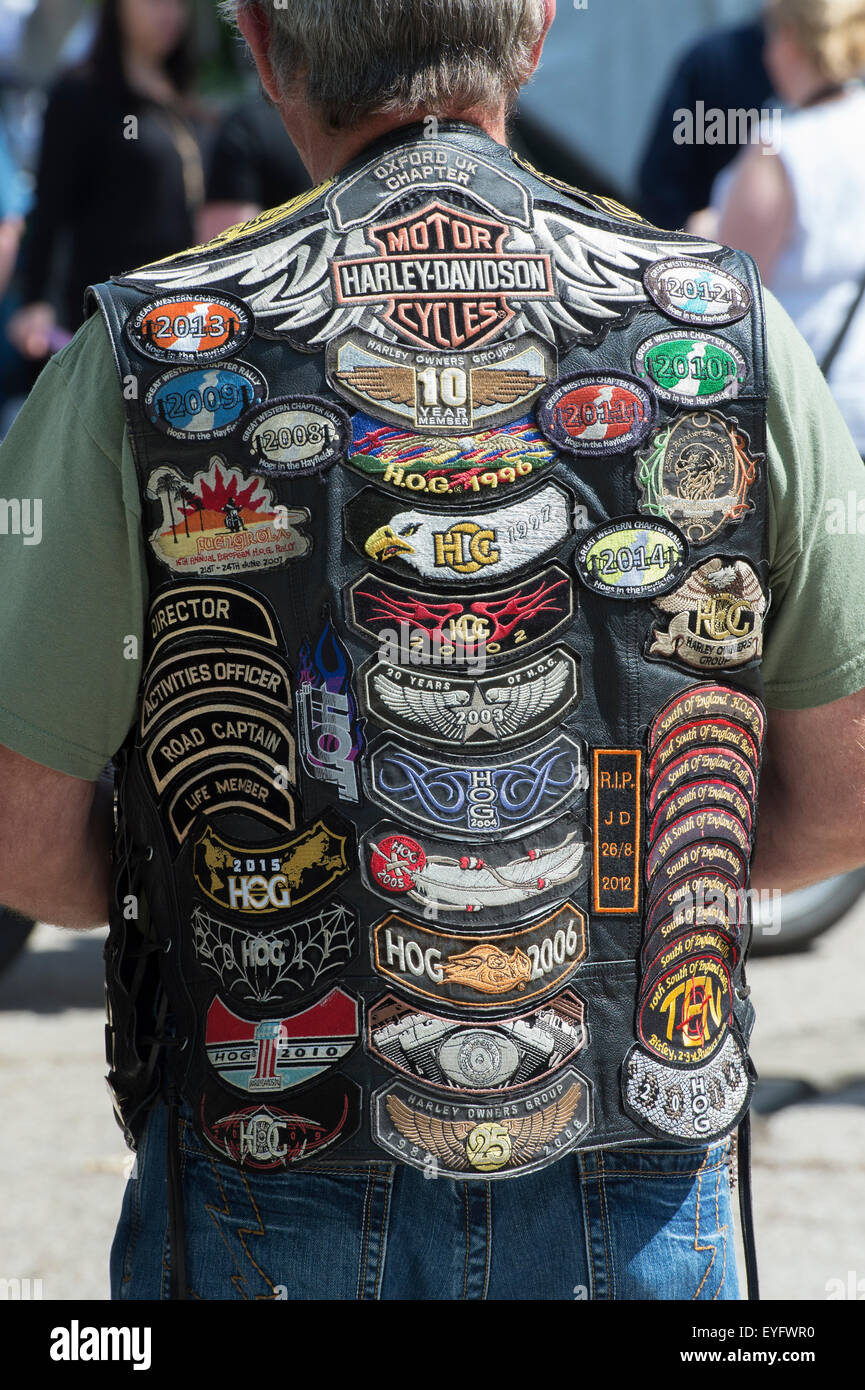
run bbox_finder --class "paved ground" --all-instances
[0,901,863,1302]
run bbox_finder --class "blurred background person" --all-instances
[7,0,206,363]
[702,0,865,455]
[200,94,309,241]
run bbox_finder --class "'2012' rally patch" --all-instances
[241,397,350,478]
[205,989,360,1093]
[536,372,657,457]
[575,517,687,601]
[127,292,253,364]
[643,259,752,328]
[144,364,266,441]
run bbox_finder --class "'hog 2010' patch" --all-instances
[127,292,252,364]
[346,413,556,497]
[296,616,362,803]
[634,331,747,406]
[241,397,350,478]
[144,364,266,440]
[191,814,354,917]
[145,459,311,577]
[201,1074,360,1171]
[575,517,687,600]
[623,1033,752,1141]
[205,990,360,1093]
[643,259,752,328]
[536,373,657,457]
[372,1069,591,1178]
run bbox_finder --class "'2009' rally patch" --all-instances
[201,1074,360,1171]
[643,259,752,328]
[536,373,657,457]
[205,989,360,1093]
[575,517,687,601]
[126,292,253,364]
[241,397,350,478]
[144,364,266,441]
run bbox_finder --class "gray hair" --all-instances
[223,0,547,129]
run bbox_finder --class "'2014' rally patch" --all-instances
[536,372,657,457]
[144,364,266,441]
[241,397,350,478]
[201,1074,361,1171]
[623,1033,752,1141]
[575,517,687,601]
[643,259,752,328]
[127,292,253,364]
[634,332,747,406]
[205,989,360,1093]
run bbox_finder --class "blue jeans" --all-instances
[110,1103,739,1300]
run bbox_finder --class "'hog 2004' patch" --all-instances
[201,1074,360,1171]
[634,332,747,406]
[359,646,580,748]
[296,616,362,803]
[366,732,585,838]
[575,517,687,601]
[205,990,360,1093]
[361,817,588,923]
[372,1069,591,1178]
[144,364,266,441]
[346,413,556,497]
[191,814,354,917]
[373,903,588,1010]
[636,412,758,545]
[328,331,555,434]
[145,459,311,577]
[643,259,752,328]
[367,990,587,1091]
[241,397,350,478]
[649,559,768,672]
[536,373,657,457]
[344,483,573,584]
[623,1033,752,1141]
[127,292,253,364]
[344,566,574,668]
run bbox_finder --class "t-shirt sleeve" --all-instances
[762,289,865,708]
[0,313,147,778]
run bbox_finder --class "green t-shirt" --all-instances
[0,291,864,780]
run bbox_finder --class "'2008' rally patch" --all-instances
[241,397,350,478]
[205,990,359,1093]
[127,292,253,364]
[144,364,266,441]
[536,373,657,457]
[575,517,687,601]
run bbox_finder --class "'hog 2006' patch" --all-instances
[241,397,350,478]
[367,732,585,838]
[634,331,747,406]
[575,517,687,601]
[346,413,556,497]
[361,817,588,923]
[536,373,657,457]
[643,259,752,328]
[144,364,266,441]
[127,292,253,364]
[344,483,573,584]
[636,412,758,545]
[649,559,768,672]
[373,903,588,1010]
[201,1074,360,1171]
[191,814,353,917]
[623,1034,752,1141]
[296,616,362,803]
[367,990,587,1092]
[359,646,580,748]
[205,990,360,1093]
[344,565,574,668]
[328,331,555,434]
[372,1069,591,1178]
[145,459,311,577]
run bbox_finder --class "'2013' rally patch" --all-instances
[127,292,253,364]
[241,397,350,478]
[575,517,687,601]
[643,259,752,328]
[373,1069,591,1178]
[623,1033,752,1141]
[536,372,657,457]
[144,364,266,441]
[204,989,360,1093]
[201,1074,361,1171]
[634,331,747,406]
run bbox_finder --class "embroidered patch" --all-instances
[191,814,354,916]
[296,616,362,802]
[329,332,555,434]
[167,762,298,843]
[146,582,283,664]
[145,459,311,577]
[201,1075,360,1170]
[144,364,266,441]
[126,292,252,364]
[641,926,739,982]
[634,331,747,406]
[205,990,360,1093]
[649,684,765,749]
[636,412,758,544]
[190,899,358,1007]
[643,901,741,963]
[366,732,586,837]
[536,373,657,457]
[367,990,587,1091]
[372,1069,591,1177]
[344,565,574,668]
[241,397,350,478]
[359,645,580,748]
[372,904,587,1009]
[649,559,768,671]
[575,517,687,600]
[643,871,745,939]
[648,720,760,780]
[646,808,752,880]
[643,259,752,328]
[637,955,733,1068]
[361,817,588,923]
[145,705,295,797]
[346,413,556,497]
[592,749,642,914]
[648,781,753,842]
[623,1033,751,1141]
[140,646,292,740]
[344,483,573,584]
[646,841,747,903]
[648,748,757,807]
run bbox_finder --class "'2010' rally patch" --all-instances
[634,332,747,406]
[536,372,657,457]
[205,990,359,1093]
[127,292,253,364]
[145,364,266,441]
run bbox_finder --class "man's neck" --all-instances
[280,103,508,184]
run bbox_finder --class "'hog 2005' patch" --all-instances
[634,331,746,406]
[127,292,253,364]
[636,412,758,545]
[575,517,687,601]
[623,1034,752,1141]
[536,373,657,457]
[643,259,752,328]
[144,364,266,441]
[328,331,555,434]
[296,616,362,803]
[372,1070,591,1178]
[205,990,360,1093]
[367,991,587,1091]
[201,1074,360,1171]
[367,732,585,838]
[346,413,556,497]
[191,814,353,917]
[373,903,587,1010]
[145,459,311,577]
[344,483,573,584]
[241,397,350,478]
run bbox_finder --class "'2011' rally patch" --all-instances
[634,331,747,406]
[204,989,360,1093]
[643,259,752,328]
[241,397,350,478]
[575,517,687,601]
[536,372,657,457]
[127,292,253,364]
[144,364,266,441]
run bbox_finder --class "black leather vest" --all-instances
[91,122,769,1180]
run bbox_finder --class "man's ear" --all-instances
[529,0,556,73]
[236,3,281,104]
